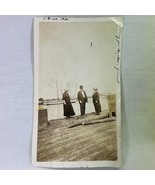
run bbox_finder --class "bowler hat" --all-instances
[93,87,97,91]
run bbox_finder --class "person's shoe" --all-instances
[80,115,84,118]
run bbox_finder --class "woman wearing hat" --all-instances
[92,88,101,115]
[62,89,75,118]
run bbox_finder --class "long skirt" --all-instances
[63,102,75,117]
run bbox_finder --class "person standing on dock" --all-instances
[92,87,101,115]
[62,89,75,118]
[77,85,88,116]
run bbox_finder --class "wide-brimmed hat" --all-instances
[64,88,69,92]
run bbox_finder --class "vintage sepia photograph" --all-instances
[32,16,123,168]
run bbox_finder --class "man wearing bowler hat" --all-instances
[77,85,88,116]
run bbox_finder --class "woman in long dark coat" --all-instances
[62,89,75,118]
[92,88,101,115]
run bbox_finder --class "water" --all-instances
[43,97,109,120]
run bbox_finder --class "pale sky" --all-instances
[39,20,119,99]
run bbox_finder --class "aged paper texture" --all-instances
[32,16,123,168]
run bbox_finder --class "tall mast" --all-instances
[56,80,59,100]
[60,85,63,97]
[69,82,71,97]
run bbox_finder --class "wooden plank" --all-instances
[37,112,117,162]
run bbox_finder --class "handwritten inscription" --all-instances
[43,17,69,21]
[114,32,121,84]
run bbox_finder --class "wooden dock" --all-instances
[37,112,117,162]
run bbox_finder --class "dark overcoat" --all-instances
[92,91,101,114]
[62,91,75,117]
[77,90,88,115]
[77,90,88,103]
